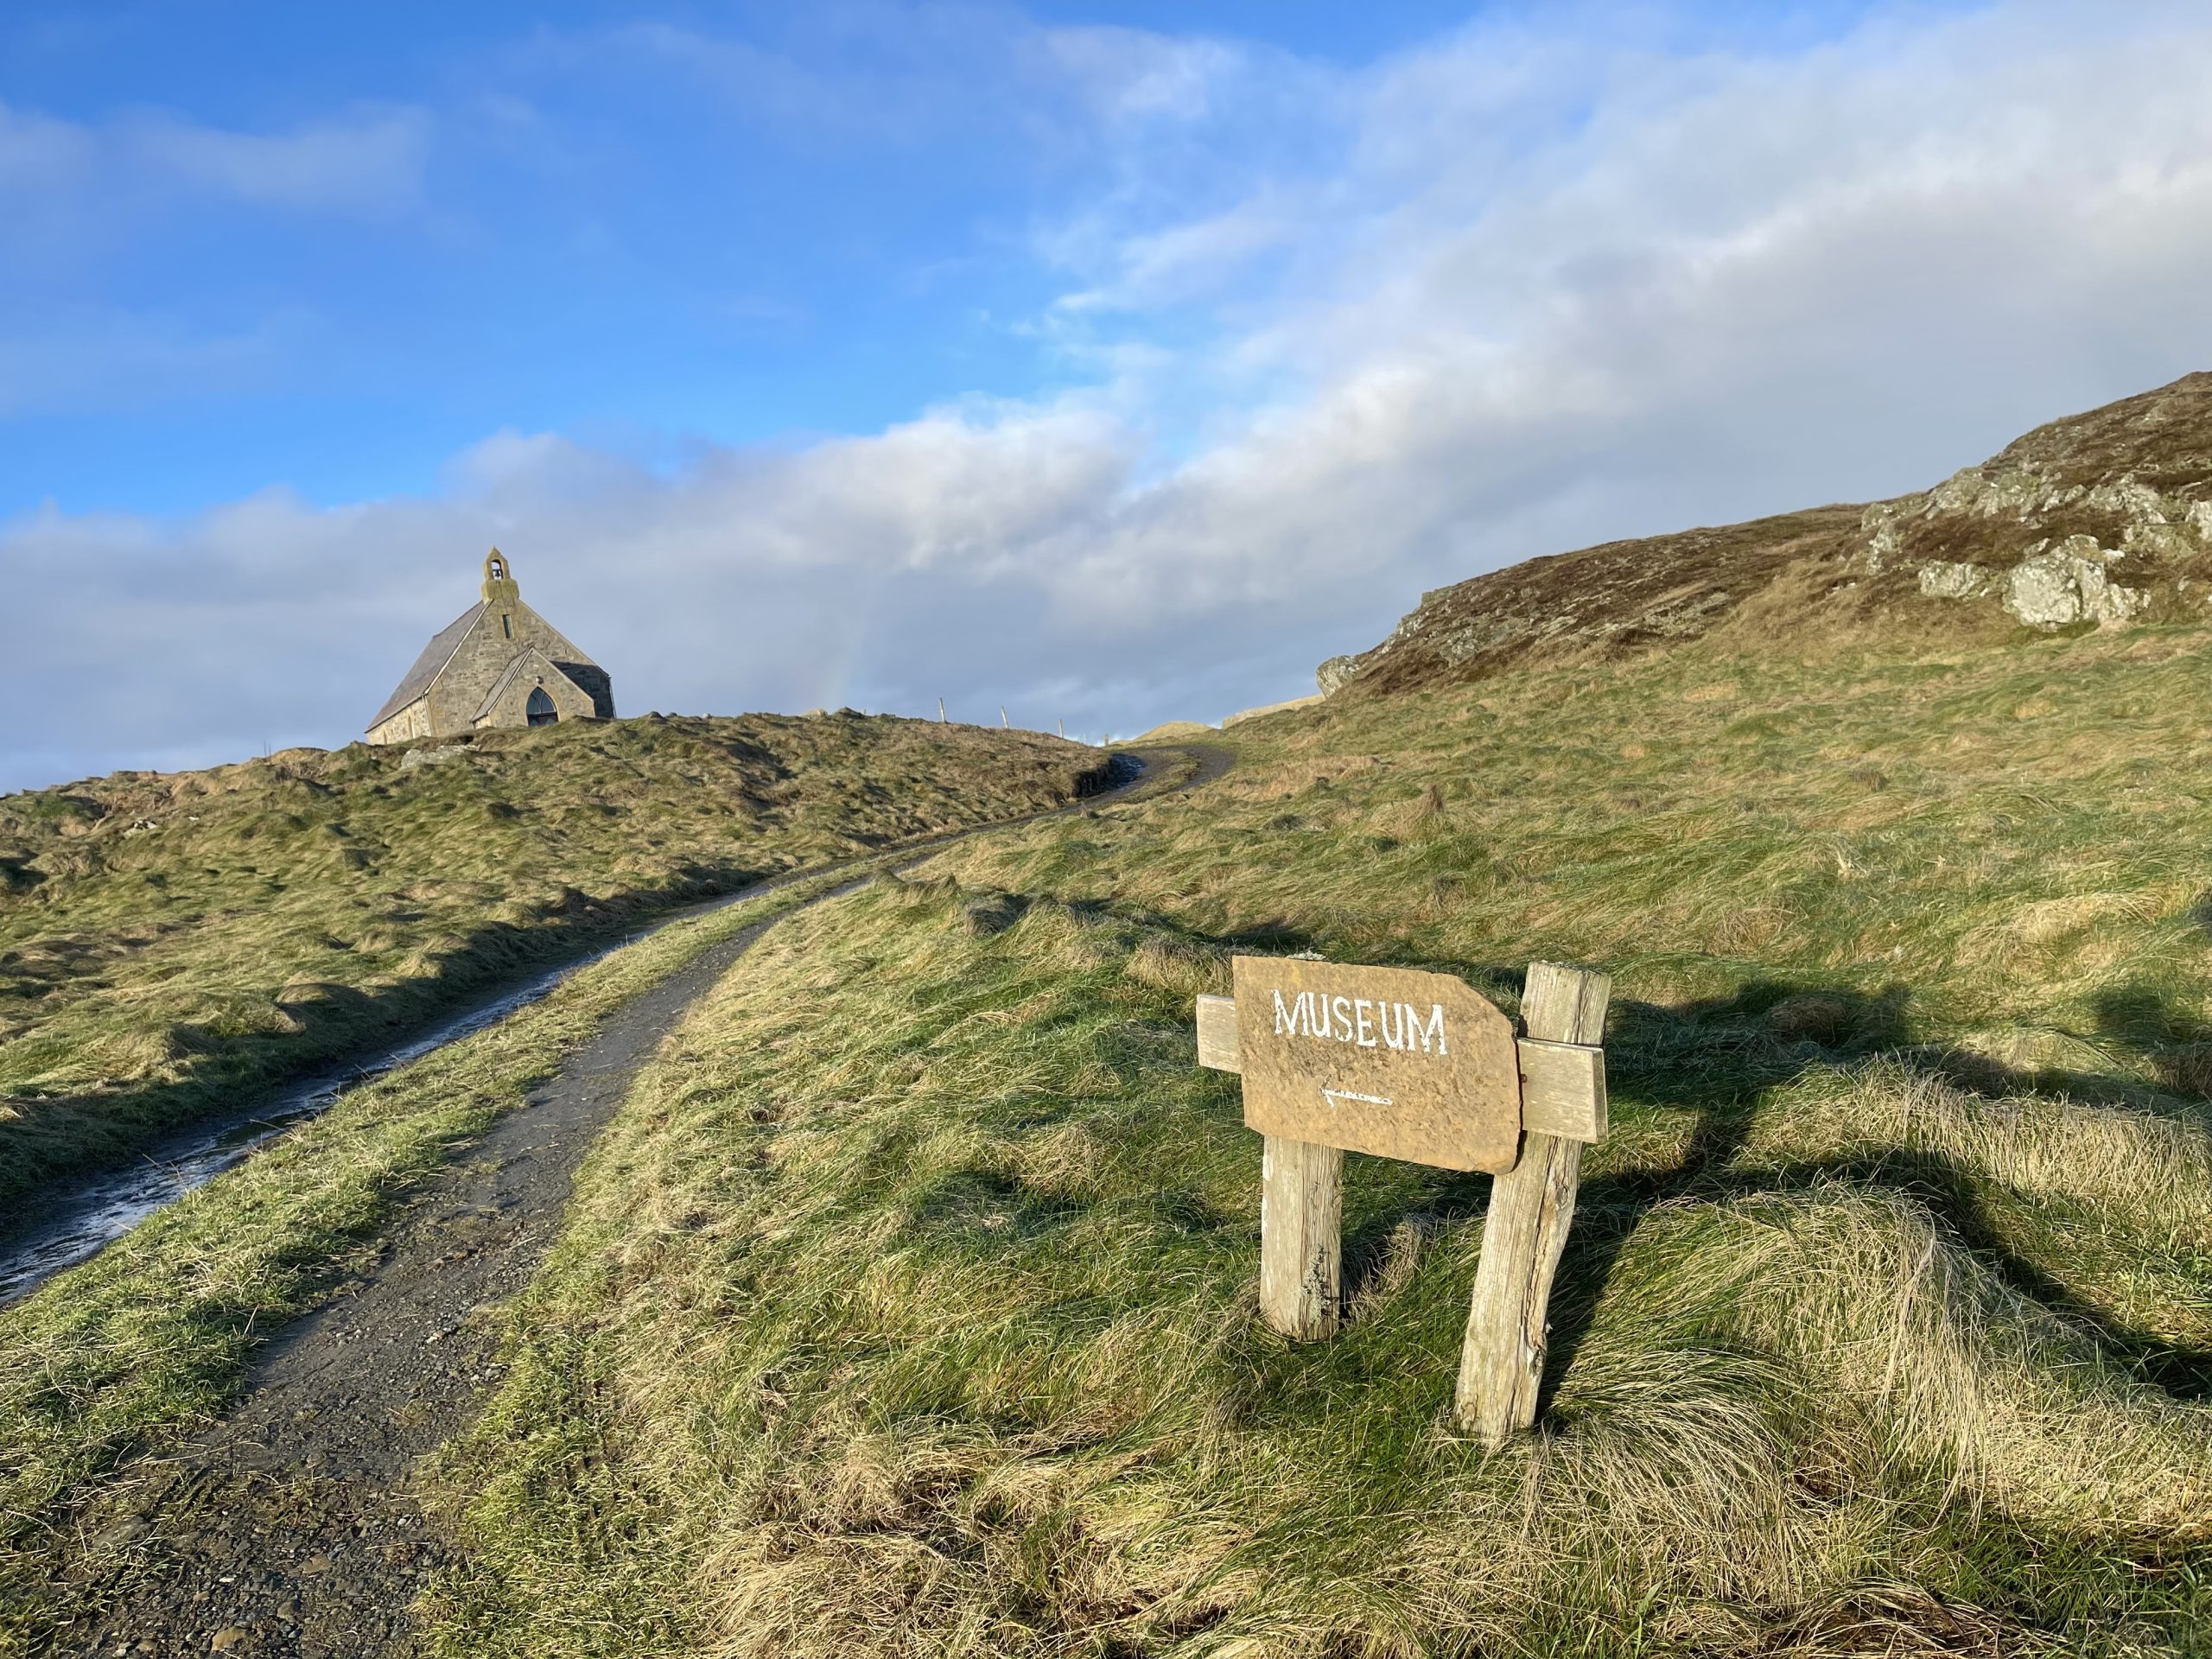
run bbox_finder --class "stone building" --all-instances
[365,550,615,745]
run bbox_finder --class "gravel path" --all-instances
[44,746,1224,1657]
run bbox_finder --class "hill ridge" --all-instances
[1323,370,2212,696]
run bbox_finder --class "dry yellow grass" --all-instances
[426,914,2210,1651]
[423,623,2212,1656]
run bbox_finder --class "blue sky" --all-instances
[8,1,2212,791]
[3,0,1882,517]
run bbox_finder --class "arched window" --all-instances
[526,686,558,727]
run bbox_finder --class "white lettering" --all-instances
[1264,984,1454,1058]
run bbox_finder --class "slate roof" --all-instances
[368,602,485,729]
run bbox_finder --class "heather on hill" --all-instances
[1326,372,2212,698]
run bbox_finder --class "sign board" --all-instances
[1230,956,1522,1173]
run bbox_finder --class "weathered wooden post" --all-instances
[1259,1135,1343,1338]
[1196,957,1609,1439]
[1456,962,1611,1446]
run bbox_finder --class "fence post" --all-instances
[1454,962,1611,1445]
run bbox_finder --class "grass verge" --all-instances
[0,864,873,1656]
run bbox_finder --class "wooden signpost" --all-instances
[1197,957,1611,1447]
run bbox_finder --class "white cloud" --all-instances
[12,2,2212,791]
[0,99,94,190]
[0,99,432,215]
[1039,25,1247,124]
[128,106,432,213]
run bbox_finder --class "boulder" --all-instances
[2002,537,2147,629]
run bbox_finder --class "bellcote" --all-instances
[481,548,521,607]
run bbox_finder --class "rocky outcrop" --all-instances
[1857,441,2196,630]
[1910,538,2150,626]
[1316,656,1363,696]
[2001,539,2147,628]
[1319,372,2212,695]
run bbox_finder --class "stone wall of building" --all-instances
[366,698,435,747]
[420,601,603,734]
[469,648,600,729]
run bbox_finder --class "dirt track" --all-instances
[42,746,1225,1657]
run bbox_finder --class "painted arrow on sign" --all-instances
[1321,1087,1393,1109]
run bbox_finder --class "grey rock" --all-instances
[1924,463,2055,519]
[2002,536,2147,629]
[1859,499,1916,573]
[1917,562,1995,600]
[1316,655,1363,696]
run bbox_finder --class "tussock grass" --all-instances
[427,896,2212,1655]
[0,869,864,1655]
[0,713,1101,1205]
[429,626,2212,1655]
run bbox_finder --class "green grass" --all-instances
[421,626,2212,1656]
[0,863,882,1656]
[0,712,1102,1207]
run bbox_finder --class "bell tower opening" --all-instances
[481,547,522,608]
[526,686,557,727]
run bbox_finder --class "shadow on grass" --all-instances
[1551,969,2212,1414]
[1725,1147,2212,1402]
[1325,963,2212,1421]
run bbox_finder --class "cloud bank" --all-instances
[9,2,2212,791]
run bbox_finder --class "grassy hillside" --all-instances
[0,713,1105,1207]
[425,624,2212,1656]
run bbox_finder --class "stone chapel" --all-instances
[365,550,615,745]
